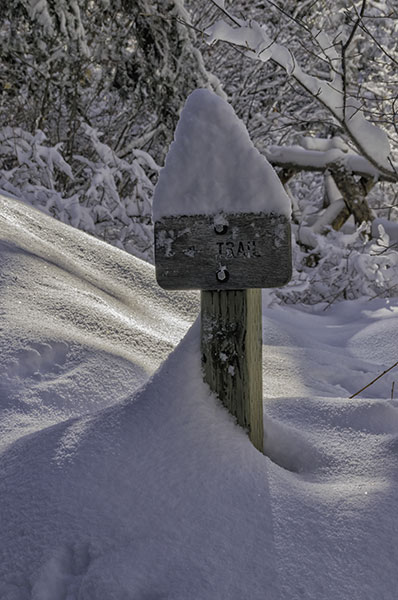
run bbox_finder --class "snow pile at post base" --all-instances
[1,194,398,599]
[153,89,291,220]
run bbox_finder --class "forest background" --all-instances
[1,0,397,305]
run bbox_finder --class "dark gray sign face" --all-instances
[154,212,292,290]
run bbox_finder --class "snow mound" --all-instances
[1,193,398,599]
[0,192,198,449]
[0,323,282,600]
[153,89,291,219]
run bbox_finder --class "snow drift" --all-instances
[1,193,398,599]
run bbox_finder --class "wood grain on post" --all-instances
[201,288,264,452]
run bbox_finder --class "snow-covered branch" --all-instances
[205,12,397,180]
[266,143,397,183]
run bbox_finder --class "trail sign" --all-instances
[155,212,291,291]
[152,89,292,454]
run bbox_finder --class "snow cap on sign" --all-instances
[153,89,291,220]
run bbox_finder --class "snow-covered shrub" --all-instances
[274,224,398,305]
[0,127,75,224]
[0,126,158,261]
[0,0,221,262]
[72,125,158,259]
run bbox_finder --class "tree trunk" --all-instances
[330,168,375,226]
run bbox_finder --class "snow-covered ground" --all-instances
[1,192,398,599]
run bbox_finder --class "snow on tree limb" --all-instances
[265,144,397,182]
[22,0,89,55]
[205,16,396,180]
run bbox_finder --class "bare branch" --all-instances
[341,0,367,122]
[349,361,398,399]
[208,0,241,27]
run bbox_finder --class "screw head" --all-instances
[216,268,229,282]
[214,224,228,235]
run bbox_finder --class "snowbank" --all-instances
[1,193,398,599]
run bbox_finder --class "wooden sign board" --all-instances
[154,212,291,290]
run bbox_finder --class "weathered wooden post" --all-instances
[153,89,292,453]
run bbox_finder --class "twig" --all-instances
[349,360,398,398]
[391,381,395,401]
[265,0,312,35]
[208,0,241,27]
[341,0,366,123]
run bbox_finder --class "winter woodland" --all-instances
[1,0,398,303]
[2,3,398,598]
